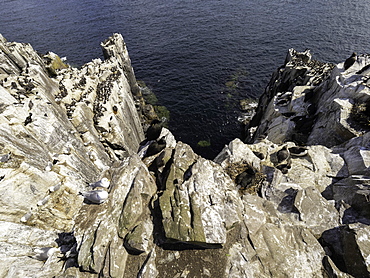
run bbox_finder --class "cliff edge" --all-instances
[0,34,369,277]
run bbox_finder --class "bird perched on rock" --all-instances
[145,138,166,157]
[0,152,11,163]
[37,195,50,206]
[344,52,357,71]
[80,189,108,204]
[236,167,256,189]
[253,151,265,160]
[89,177,110,189]
[276,160,292,174]
[277,146,290,163]
[24,113,33,126]
[235,171,253,189]
[20,210,33,223]
[49,183,61,192]
[31,247,60,261]
[288,146,308,157]
[146,119,162,141]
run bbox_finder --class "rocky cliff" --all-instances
[0,34,369,278]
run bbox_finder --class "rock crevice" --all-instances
[0,35,370,277]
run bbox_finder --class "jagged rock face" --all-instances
[243,49,370,277]
[0,33,150,277]
[246,48,370,149]
[1,36,370,278]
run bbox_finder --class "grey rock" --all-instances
[241,195,327,277]
[124,218,154,254]
[331,175,370,221]
[137,250,159,278]
[321,224,370,277]
[159,142,242,246]
[75,156,157,274]
[2,35,370,278]
[0,33,155,277]
[294,186,339,237]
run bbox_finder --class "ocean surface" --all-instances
[1,0,370,159]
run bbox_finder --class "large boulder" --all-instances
[159,142,242,247]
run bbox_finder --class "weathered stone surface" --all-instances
[124,218,154,255]
[0,33,156,277]
[294,186,339,236]
[159,142,242,246]
[0,221,62,277]
[137,250,159,278]
[240,194,328,277]
[75,155,157,274]
[246,48,335,145]
[243,49,370,277]
[250,224,325,277]
[321,224,370,278]
[2,37,370,278]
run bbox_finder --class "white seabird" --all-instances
[32,247,60,261]
[80,189,108,204]
[89,177,110,189]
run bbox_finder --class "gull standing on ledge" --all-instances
[89,177,110,189]
[80,189,109,204]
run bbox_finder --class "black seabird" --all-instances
[24,113,33,126]
[277,146,290,163]
[145,138,166,157]
[146,119,162,141]
[343,52,357,71]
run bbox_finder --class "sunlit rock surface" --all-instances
[1,35,370,277]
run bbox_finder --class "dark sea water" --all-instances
[1,0,370,159]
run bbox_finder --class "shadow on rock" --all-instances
[319,226,369,278]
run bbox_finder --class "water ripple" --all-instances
[1,0,369,158]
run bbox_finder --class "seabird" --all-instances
[277,146,290,163]
[276,158,292,174]
[146,119,162,141]
[253,151,265,160]
[236,172,253,189]
[45,162,53,171]
[89,177,110,189]
[31,247,60,261]
[24,113,33,126]
[20,211,33,223]
[80,189,108,204]
[343,52,357,71]
[276,98,290,106]
[236,167,257,189]
[145,138,166,157]
[37,195,50,206]
[49,183,61,192]
[288,146,308,157]
[0,153,11,163]
[28,100,33,110]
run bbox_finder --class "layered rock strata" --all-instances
[0,35,370,277]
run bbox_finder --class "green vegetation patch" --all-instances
[154,105,170,127]
[197,139,211,147]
